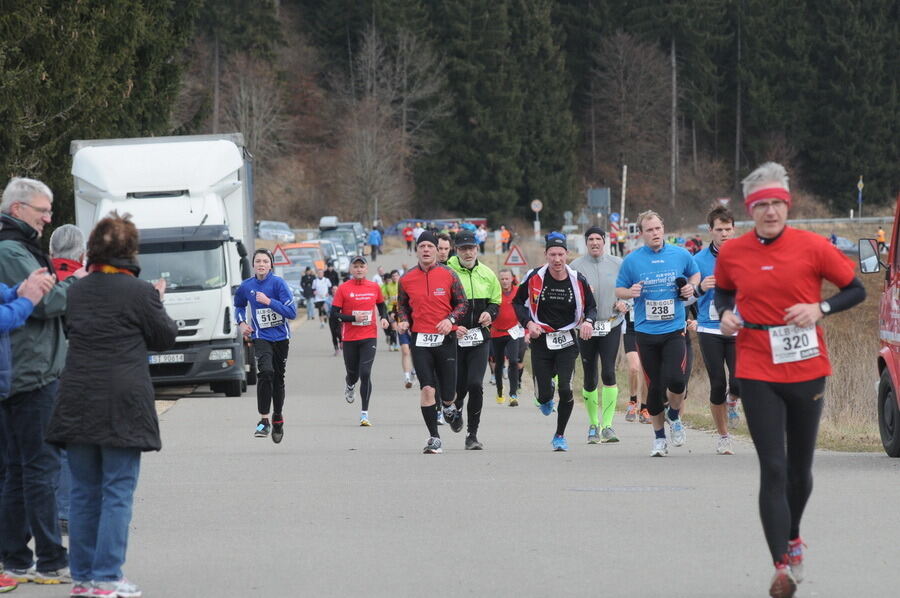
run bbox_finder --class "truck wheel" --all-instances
[878,369,900,457]
[245,342,257,386]
[224,379,242,397]
[210,382,223,393]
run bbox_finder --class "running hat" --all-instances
[454,230,477,247]
[584,226,606,239]
[416,230,438,247]
[545,231,567,250]
[351,255,367,264]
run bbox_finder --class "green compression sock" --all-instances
[601,386,619,428]
[582,388,599,427]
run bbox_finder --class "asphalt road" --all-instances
[14,248,900,598]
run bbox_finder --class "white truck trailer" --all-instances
[70,133,255,396]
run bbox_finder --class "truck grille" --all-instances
[150,363,192,377]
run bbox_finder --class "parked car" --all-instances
[305,238,350,274]
[275,243,326,306]
[256,220,295,242]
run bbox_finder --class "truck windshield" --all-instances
[138,244,227,292]
[321,230,356,253]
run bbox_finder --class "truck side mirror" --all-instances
[858,238,881,274]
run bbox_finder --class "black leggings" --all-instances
[343,338,378,411]
[579,322,623,391]
[530,335,578,437]
[254,338,290,416]
[491,335,522,397]
[454,339,491,434]
[329,315,342,350]
[698,332,739,404]
[740,377,826,564]
[635,331,688,416]
[410,334,457,406]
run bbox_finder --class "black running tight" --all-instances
[491,335,522,398]
[410,334,457,406]
[254,338,290,416]
[740,377,825,564]
[579,322,623,391]
[698,332,739,404]
[342,339,377,411]
[454,339,490,435]
[530,336,577,437]
[635,331,689,416]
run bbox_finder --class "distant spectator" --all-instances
[500,225,511,252]
[403,225,414,254]
[617,228,626,256]
[367,228,383,261]
[46,212,177,597]
[413,222,425,241]
[877,226,886,253]
[49,224,86,281]
[475,225,488,254]
[300,267,316,320]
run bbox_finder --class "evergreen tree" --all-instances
[512,0,578,225]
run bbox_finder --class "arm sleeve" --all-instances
[824,277,866,314]
[512,275,532,327]
[377,302,389,321]
[330,304,356,322]
[579,274,598,321]
[268,281,297,320]
[714,286,736,318]
[396,279,411,324]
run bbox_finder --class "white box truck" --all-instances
[70,133,255,396]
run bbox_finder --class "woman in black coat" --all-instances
[47,213,176,597]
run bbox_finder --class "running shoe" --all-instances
[587,425,600,444]
[787,537,806,583]
[442,404,464,433]
[666,413,686,447]
[509,395,519,407]
[436,410,445,425]
[535,399,554,416]
[650,437,668,457]
[727,400,740,428]
[716,435,734,455]
[625,400,637,422]
[489,374,496,385]
[5,568,34,583]
[600,426,619,443]
[551,434,569,451]
[423,437,443,454]
[69,582,91,597]
[34,567,71,584]
[639,408,651,424]
[345,383,356,403]
[0,574,17,594]
[768,563,797,598]
[465,434,483,450]
[404,373,413,389]
[496,395,505,404]
[92,578,142,598]
[271,417,284,444]
[360,413,371,427]
[254,419,270,437]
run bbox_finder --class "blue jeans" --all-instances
[67,444,141,583]
[305,297,316,319]
[57,449,71,521]
[0,381,67,572]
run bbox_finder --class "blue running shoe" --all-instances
[536,399,553,416]
[551,434,569,451]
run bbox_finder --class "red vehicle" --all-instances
[859,207,900,456]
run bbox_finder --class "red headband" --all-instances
[745,187,792,211]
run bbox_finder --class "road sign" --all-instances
[717,197,730,206]
[530,199,543,213]
[271,244,291,266]
[610,212,620,223]
[858,176,864,191]
[504,245,528,267]
[587,187,611,212]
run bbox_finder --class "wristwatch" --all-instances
[819,301,832,315]
[448,315,456,325]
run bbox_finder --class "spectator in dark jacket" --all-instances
[300,267,316,320]
[46,213,177,597]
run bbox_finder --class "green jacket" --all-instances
[447,255,501,330]
[0,225,77,395]
[381,280,399,312]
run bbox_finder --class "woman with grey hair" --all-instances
[715,162,866,597]
[49,224,86,282]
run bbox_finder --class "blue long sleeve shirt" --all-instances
[234,272,297,341]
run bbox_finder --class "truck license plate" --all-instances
[149,354,185,364]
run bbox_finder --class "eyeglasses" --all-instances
[751,200,787,211]
[18,202,53,218]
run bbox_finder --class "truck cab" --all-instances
[859,204,900,456]
[71,134,254,397]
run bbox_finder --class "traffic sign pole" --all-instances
[531,199,543,241]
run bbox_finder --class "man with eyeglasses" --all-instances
[0,177,87,584]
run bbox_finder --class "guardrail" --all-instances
[697,216,894,230]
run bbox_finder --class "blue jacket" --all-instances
[0,283,36,399]
[234,272,297,342]
[368,229,382,246]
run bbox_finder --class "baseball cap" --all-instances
[454,230,477,247]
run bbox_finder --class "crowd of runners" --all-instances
[234,162,866,598]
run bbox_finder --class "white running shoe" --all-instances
[666,413,686,447]
[344,384,355,403]
[423,437,442,454]
[716,435,735,455]
[650,437,668,457]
